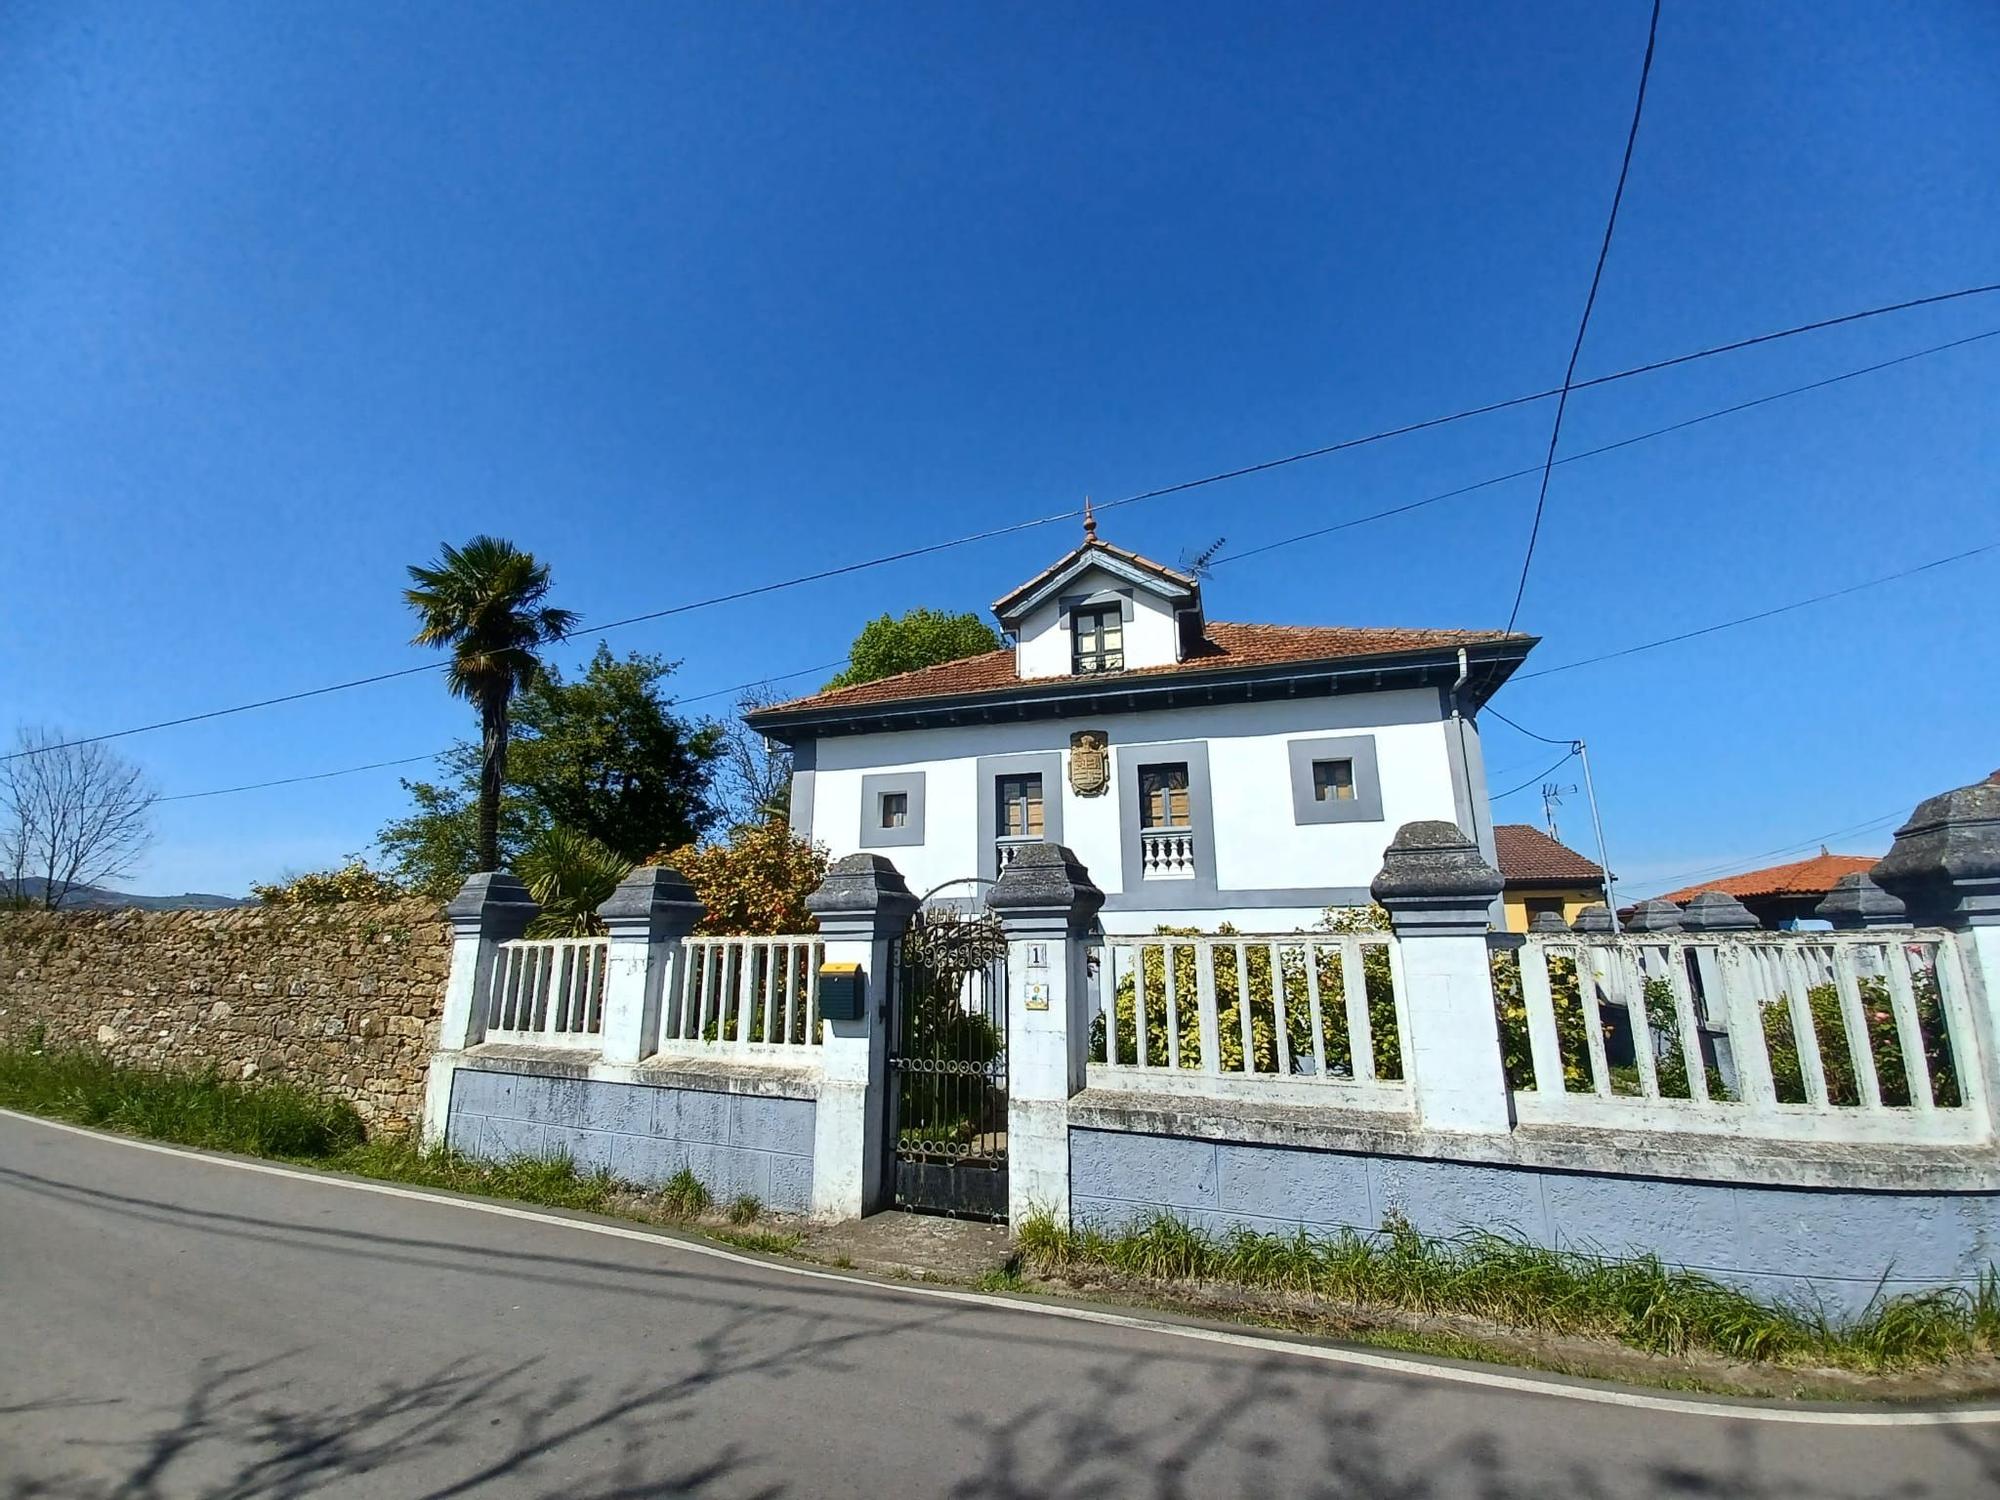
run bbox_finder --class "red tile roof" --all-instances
[992,537,1197,615]
[757,621,1528,718]
[1657,852,1877,906]
[1494,824,1604,885]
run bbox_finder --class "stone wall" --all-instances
[0,900,451,1131]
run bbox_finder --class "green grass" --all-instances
[0,1031,366,1158]
[727,1193,762,1226]
[1016,1210,2000,1372]
[711,1227,803,1255]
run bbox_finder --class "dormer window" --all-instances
[1071,604,1124,675]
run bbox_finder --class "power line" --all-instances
[1629,805,1914,897]
[1503,0,1661,635]
[1100,281,2000,523]
[1210,326,2000,568]
[155,660,849,803]
[11,279,1999,765]
[1513,538,2000,681]
[1492,749,1579,802]
[1482,707,1572,747]
[157,751,448,803]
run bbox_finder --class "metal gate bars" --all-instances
[887,907,1009,1220]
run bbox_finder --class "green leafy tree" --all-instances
[378,648,720,897]
[510,645,721,861]
[404,536,577,873]
[822,608,1001,690]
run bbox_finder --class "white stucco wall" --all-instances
[1013,566,1182,680]
[802,688,1480,935]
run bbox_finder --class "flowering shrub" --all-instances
[659,819,829,935]
[251,858,406,906]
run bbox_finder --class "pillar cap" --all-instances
[1678,890,1760,932]
[1813,872,1908,929]
[987,842,1105,932]
[1370,821,1502,935]
[596,863,704,933]
[1624,898,1685,933]
[444,871,538,940]
[1527,910,1570,934]
[806,853,920,930]
[1571,903,1615,933]
[1871,779,2000,927]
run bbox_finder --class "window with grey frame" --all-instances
[1070,604,1124,675]
[995,773,1044,838]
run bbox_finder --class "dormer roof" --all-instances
[991,537,1199,628]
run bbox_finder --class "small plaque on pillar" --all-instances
[1026,981,1051,1011]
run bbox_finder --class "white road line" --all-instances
[6,1106,1996,1429]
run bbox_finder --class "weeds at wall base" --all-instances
[1014,1210,2000,1374]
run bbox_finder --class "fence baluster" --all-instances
[1518,940,1564,1094]
[1575,946,1614,1098]
[1303,941,1326,1080]
[1164,943,1182,1071]
[1196,941,1221,1075]
[1341,937,1374,1084]
[1268,942,1291,1078]
[1830,942,1882,1109]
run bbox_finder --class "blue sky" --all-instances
[3,0,1995,897]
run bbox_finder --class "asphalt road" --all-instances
[2,1112,1996,1499]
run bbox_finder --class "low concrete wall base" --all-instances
[1070,1125,2000,1319]
[447,1063,816,1213]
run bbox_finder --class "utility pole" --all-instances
[1574,739,1619,933]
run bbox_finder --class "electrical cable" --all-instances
[1503,0,1661,634]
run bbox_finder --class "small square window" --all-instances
[1312,759,1355,802]
[880,791,909,829]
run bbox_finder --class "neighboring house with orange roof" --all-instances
[1493,824,1606,933]
[1656,850,1877,929]
[748,523,1535,933]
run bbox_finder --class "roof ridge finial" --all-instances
[1083,495,1097,541]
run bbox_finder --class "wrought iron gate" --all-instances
[888,906,1009,1221]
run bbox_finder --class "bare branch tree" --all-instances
[707,688,793,834]
[2,727,158,909]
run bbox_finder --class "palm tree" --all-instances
[404,537,577,873]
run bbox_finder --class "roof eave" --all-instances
[745,635,1536,742]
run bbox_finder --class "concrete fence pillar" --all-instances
[438,872,539,1051]
[987,843,1105,1230]
[1370,821,1510,1134]
[1872,778,2000,1125]
[804,853,919,1220]
[596,864,704,1066]
[1813,872,1910,930]
[424,871,538,1142]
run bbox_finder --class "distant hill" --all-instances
[3,877,256,912]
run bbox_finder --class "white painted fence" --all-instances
[483,937,609,1048]
[661,936,825,1059]
[1507,929,1988,1144]
[1093,933,1411,1109]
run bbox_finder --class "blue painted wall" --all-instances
[1070,1127,2000,1318]
[448,1067,815,1213]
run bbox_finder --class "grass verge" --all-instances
[1016,1209,2000,1373]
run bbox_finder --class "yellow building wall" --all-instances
[1502,888,1601,934]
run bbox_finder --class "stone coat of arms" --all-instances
[1068,731,1110,796]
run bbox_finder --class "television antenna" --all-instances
[1541,781,1579,841]
[1180,537,1227,579]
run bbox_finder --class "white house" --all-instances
[746,522,1536,934]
